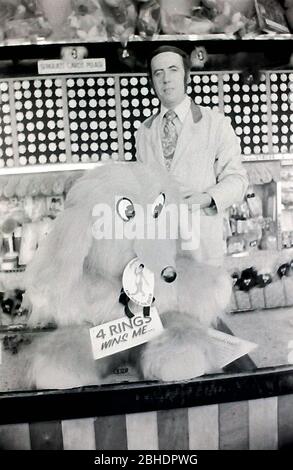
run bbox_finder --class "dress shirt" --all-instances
[160,95,191,137]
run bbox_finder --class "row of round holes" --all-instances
[68,79,117,161]
[222,74,268,155]
[0,84,13,166]
[13,80,65,164]
[270,75,293,153]
[2,74,293,162]
[120,78,155,159]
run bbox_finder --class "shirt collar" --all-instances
[160,95,191,123]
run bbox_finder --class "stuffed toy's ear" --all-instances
[24,200,93,327]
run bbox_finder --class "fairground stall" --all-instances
[1,0,293,451]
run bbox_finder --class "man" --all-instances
[135,45,248,266]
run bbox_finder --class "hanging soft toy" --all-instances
[277,262,291,279]
[235,266,259,292]
[231,270,241,287]
[100,0,137,42]
[201,0,247,34]
[245,185,263,218]
[136,0,161,38]
[256,269,273,288]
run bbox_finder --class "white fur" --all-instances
[22,162,232,389]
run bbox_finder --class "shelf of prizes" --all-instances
[227,248,293,313]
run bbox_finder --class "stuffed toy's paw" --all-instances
[140,312,217,381]
[141,340,208,381]
[23,326,130,390]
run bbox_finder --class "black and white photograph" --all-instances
[0,0,293,460]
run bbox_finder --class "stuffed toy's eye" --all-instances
[116,198,135,222]
[152,193,165,219]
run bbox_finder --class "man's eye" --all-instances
[116,198,135,222]
[152,192,165,219]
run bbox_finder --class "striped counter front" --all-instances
[1,366,293,450]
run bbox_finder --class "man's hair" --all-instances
[147,45,191,86]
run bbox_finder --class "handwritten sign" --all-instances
[90,307,163,360]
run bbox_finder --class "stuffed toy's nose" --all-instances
[161,266,177,283]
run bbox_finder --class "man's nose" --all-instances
[163,70,170,83]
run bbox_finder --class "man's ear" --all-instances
[148,75,155,94]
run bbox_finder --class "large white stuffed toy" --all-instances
[22,162,232,389]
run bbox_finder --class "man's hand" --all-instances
[182,191,212,210]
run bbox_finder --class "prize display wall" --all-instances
[0,68,292,169]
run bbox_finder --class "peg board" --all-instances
[0,71,293,170]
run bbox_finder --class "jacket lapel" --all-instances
[170,102,202,171]
[148,111,166,168]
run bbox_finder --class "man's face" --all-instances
[151,52,186,109]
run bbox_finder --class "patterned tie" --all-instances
[161,110,178,170]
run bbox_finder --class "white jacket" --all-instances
[136,101,249,265]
